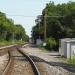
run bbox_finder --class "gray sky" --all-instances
[0,0,74,37]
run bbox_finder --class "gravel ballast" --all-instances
[0,53,9,75]
[6,50,34,75]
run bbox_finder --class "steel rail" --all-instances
[1,44,40,75]
[2,51,12,75]
[18,48,41,75]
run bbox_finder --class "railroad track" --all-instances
[1,46,40,75]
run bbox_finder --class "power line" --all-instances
[44,16,64,17]
[6,14,64,18]
[6,14,37,17]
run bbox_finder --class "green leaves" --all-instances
[15,24,26,40]
[32,1,75,50]
[45,37,57,50]
[0,11,28,42]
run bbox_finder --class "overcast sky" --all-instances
[0,0,74,37]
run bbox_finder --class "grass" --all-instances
[39,46,75,65]
[38,46,49,52]
[39,46,46,50]
[38,45,75,65]
[0,40,25,47]
[67,56,75,65]
[58,55,75,65]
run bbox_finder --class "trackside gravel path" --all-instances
[21,44,75,75]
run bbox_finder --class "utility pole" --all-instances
[12,32,15,44]
[38,16,41,39]
[43,8,47,47]
[44,8,47,42]
[43,9,64,42]
[39,21,40,39]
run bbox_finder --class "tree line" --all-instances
[32,1,75,50]
[0,11,29,42]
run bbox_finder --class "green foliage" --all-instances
[15,24,26,40]
[0,11,29,44]
[32,1,75,50]
[45,37,57,50]
[0,40,25,46]
[68,56,75,64]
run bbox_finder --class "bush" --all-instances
[45,37,57,50]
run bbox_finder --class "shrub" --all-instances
[45,37,57,50]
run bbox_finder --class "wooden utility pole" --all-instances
[44,8,47,41]
[38,15,41,39]
[39,21,40,39]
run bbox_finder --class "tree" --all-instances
[15,24,27,41]
[32,1,75,50]
[0,11,28,42]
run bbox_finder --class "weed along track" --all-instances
[1,45,40,75]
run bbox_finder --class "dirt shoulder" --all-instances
[21,45,75,75]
